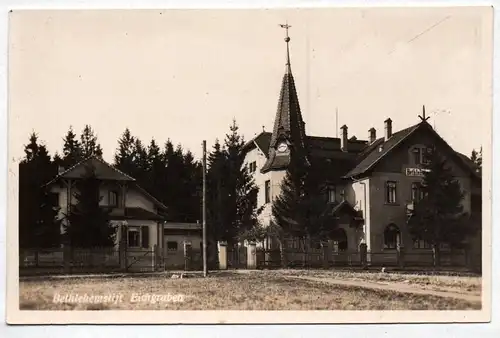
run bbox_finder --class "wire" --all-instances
[387,15,451,55]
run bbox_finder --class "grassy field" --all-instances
[267,269,482,294]
[19,271,481,310]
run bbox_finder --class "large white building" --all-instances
[241,30,481,259]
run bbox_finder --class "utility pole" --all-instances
[336,107,339,137]
[202,140,208,277]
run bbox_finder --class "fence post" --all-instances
[119,238,127,272]
[247,242,257,269]
[63,244,71,273]
[218,241,228,270]
[184,240,192,271]
[322,241,331,269]
[359,243,368,269]
[119,223,128,272]
[397,245,405,269]
[152,245,157,272]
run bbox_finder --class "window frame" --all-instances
[412,147,422,165]
[413,238,432,249]
[383,224,400,250]
[264,180,271,204]
[385,181,398,204]
[108,190,119,207]
[127,227,141,248]
[411,182,424,202]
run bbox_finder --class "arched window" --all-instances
[332,228,348,252]
[384,224,400,249]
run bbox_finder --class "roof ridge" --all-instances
[45,155,136,186]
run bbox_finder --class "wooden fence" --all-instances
[255,247,480,271]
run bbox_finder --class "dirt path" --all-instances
[286,275,481,303]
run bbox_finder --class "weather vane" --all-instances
[418,105,430,122]
[279,22,291,41]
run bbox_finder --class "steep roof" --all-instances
[46,156,136,184]
[344,124,420,177]
[344,121,480,179]
[241,132,272,157]
[45,156,168,211]
[261,34,309,173]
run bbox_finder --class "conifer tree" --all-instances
[62,126,83,168]
[206,139,229,242]
[53,152,64,170]
[65,164,116,248]
[145,138,166,202]
[162,141,186,221]
[80,125,103,159]
[181,150,202,223]
[131,138,148,185]
[19,132,61,248]
[271,151,334,266]
[223,119,262,243]
[114,128,136,176]
[408,146,475,266]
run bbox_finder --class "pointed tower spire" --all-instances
[261,23,310,173]
[281,22,292,74]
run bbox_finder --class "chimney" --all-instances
[58,166,65,175]
[384,118,392,141]
[340,125,348,152]
[369,128,377,143]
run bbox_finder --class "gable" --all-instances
[58,157,135,182]
[372,124,472,178]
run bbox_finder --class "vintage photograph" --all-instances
[6,7,492,323]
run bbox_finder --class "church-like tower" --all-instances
[261,24,310,173]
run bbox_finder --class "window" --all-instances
[384,224,400,249]
[327,186,336,203]
[411,146,432,165]
[109,191,118,207]
[251,161,257,173]
[128,228,140,248]
[412,147,422,165]
[287,238,300,249]
[247,161,257,173]
[265,180,271,203]
[413,238,431,249]
[167,241,178,251]
[385,181,397,204]
[127,226,149,248]
[423,147,433,164]
[411,182,424,202]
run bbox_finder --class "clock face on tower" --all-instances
[277,142,288,153]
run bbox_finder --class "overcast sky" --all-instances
[8,7,492,163]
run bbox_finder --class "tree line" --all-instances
[19,121,261,249]
[18,119,483,263]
